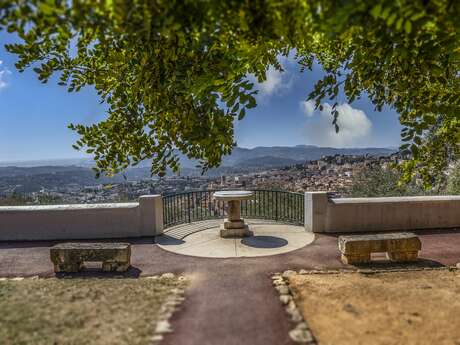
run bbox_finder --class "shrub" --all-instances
[345,165,427,197]
[445,163,460,195]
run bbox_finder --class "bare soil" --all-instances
[0,277,185,345]
[288,269,460,345]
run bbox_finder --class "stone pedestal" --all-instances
[220,224,253,238]
[213,191,254,238]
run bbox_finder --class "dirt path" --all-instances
[0,230,459,345]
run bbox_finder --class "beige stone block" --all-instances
[341,253,371,265]
[222,218,244,229]
[386,251,419,262]
[338,232,421,265]
[339,233,421,254]
[220,225,253,238]
[50,242,131,273]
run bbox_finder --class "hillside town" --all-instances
[213,153,399,193]
[0,153,400,205]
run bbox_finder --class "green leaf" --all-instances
[400,143,410,150]
[370,4,382,18]
[387,13,397,26]
[381,7,391,20]
[238,108,246,120]
[404,20,412,34]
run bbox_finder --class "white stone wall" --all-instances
[0,195,164,241]
[305,192,460,233]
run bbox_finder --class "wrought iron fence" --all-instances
[163,189,304,228]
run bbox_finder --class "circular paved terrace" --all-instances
[156,219,315,258]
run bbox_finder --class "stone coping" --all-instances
[0,202,139,212]
[213,190,254,201]
[338,232,418,242]
[52,242,130,250]
[332,195,460,204]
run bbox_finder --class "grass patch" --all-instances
[0,276,186,345]
[287,269,460,345]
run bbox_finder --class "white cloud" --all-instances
[253,66,294,98]
[248,55,296,102]
[303,102,372,147]
[258,67,283,95]
[0,61,11,89]
[299,100,316,117]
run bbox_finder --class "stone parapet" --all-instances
[0,195,164,241]
[305,192,460,233]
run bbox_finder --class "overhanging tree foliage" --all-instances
[0,0,458,184]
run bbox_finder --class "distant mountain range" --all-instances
[216,145,395,169]
[0,145,396,172]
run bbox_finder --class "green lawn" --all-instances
[0,276,186,345]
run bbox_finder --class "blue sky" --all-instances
[0,33,402,162]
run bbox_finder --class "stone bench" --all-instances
[50,243,131,273]
[338,232,421,265]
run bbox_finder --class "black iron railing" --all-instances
[162,189,304,228]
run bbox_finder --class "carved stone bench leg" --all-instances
[102,261,130,272]
[341,253,371,265]
[54,262,83,273]
[386,251,418,262]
